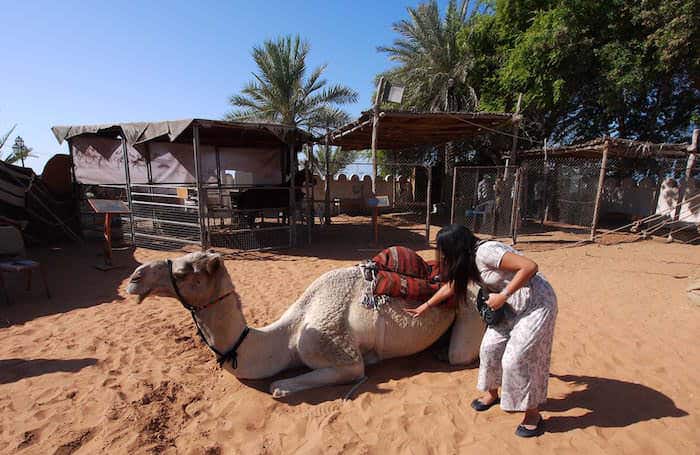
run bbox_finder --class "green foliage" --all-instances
[0,124,17,155]
[4,144,36,165]
[378,0,478,111]
[226,35,358,131]
[310,146,359,176]
[458,0,700,143]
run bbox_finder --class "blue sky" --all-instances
[1,0,455,171]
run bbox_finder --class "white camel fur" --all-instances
[126,251,484,398]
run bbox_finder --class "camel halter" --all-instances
[167,259,249,369]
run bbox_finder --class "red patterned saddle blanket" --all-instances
[360,246,456,308]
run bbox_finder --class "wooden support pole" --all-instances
[371,77,385,245]
[288,141,297,247]
[590,137,610,241]
[324,134,332,225]
[305,144,313,245]
[450,166,458,224]
[669,128,699,240]
[120,137,136,246]
[510,167,522,244]
[540,138,549,225]
[504,93,523,178]
[425,165,432,246]
[192,124,208,249]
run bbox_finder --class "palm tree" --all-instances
[226,35,358,132]
[0,124,17,157]
[378,0,477,206]
[378,0,477,112]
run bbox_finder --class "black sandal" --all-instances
[470,397,500,412]
[515,416,544,438]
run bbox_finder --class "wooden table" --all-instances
[88,199,131,271]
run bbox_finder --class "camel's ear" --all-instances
[193,253,222,275]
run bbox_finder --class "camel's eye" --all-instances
[173,270,188,280]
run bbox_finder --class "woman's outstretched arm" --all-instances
[404,282,455,318]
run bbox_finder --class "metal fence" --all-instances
[203,184,303,251]
[519,157,700,242]
[451,166,520,237]
[129,184,202,250]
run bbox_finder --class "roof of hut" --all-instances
[328,110,515,150]
[51,118,313,148]
[519,136,693,160]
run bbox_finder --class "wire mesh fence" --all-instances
[451,166,520,237]
[518,156,696,239]
[203,184,297,250]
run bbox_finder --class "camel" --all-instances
[126,251,484,398]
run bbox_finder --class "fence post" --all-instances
[450,166,458,224]
[425,165,432,247]
[669,128,699,241]
[324,133,332,225]
[120,136,136,246]
[192,124,208,249]
[288,141,297,247]
[590,138,610,241]
[510,167,522,244]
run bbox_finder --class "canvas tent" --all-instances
[52,119,313,250]
[52,119,312,186]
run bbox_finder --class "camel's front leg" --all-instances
[270,363,364,398]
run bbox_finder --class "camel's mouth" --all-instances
[126,281,150,304]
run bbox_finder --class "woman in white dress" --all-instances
[406,224,558,437]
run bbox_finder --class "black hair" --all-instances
[435,224,481,296]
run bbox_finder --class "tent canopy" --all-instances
[328,110,515,150]
[51,119,313,186]
[52,118,313,148]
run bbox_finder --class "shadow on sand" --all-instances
[544,373,688,432]
[0,241,140,327]
[240,342,476,406]
[0,358,98,384]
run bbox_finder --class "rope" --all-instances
[343,375,368,401]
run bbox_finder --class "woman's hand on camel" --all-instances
[404,302,431,318]
[487,292,507,310]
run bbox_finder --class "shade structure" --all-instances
[52,118,313,148]
[328,110,514,150]
[519,136,692,160]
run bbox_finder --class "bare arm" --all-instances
[404,282,455,318]
[486,252,538,310]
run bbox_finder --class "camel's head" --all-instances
[127,251,224,307]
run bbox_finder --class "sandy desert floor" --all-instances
[0,220,698,454]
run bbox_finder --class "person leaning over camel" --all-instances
[405,224,558,438]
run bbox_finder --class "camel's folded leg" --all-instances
[270,363,364,398]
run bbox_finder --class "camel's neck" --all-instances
[193,271,296,379]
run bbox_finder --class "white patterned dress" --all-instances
[474,241,558,411]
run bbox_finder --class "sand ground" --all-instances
[0,220,698,454]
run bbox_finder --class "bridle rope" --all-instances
[167,259,249,369]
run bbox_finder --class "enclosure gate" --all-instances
[451,166,521,239]
[128,184,203,250]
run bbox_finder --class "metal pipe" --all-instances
[192,124,208,249]
[121,137,136,245]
